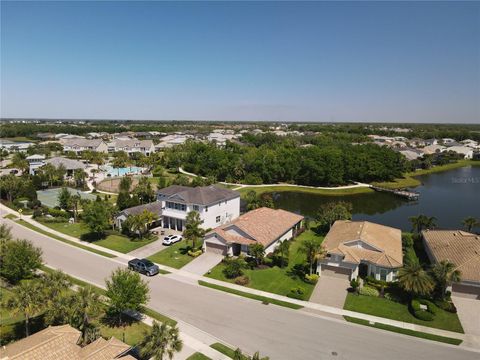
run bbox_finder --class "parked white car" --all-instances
[162,234,182,245]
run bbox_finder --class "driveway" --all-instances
[452,296,480,348]
[182,252,224,275]
[310,272,350,308]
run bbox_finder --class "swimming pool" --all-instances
[103,165,145,177]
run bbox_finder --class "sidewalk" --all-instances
[3,203,477,348]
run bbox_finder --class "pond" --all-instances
[272,166,480,231]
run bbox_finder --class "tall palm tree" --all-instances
[431,260,461,299]
[277,240,290,268]
[184,211,205,249]
[462,217,479,232]
[300,239,325,275]
[74,286,102,345]
[5,281,45,336]
[138,321,183,360]
[409,214,437,233]
[398,263,434,297]
[41,270,71,299]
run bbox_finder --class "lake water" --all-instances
[273,166,480,231]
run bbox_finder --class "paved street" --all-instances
[2,217,479,360]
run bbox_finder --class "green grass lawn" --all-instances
[187,353,212,360]
[344,316,462,345]
[210,343,248,360]
[148,240,202,269]
[344,293,464,333]
[39,220,155,253]
[237,185,373,197]
[96,318,150,346]
[205,229,323,300]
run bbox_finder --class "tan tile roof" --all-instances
[208,207,304,248]
[323,220,403,268]
[422,230,480,283]
[0,325,133,360]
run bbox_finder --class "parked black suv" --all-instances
[128,258,160,276]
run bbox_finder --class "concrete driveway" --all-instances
[310,272,350,308]
[182,252,224,275]
[452,296,480,348]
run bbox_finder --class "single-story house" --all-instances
[44,157,86,177]
[114,202,163,230]
[0,324,135,359]
[203,207,304,256]
[422,230,480,298]
[445,146,474,159]
[317,220,403,282]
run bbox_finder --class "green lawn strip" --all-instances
[237,185,373,197]
[148,240,203,269]
[210,343,247,360]
[38,220,155,253]
[343,293,464,333]
[373,160,480,189]
[141,307,177,326]
[4,213,17,220]
[15,219,116,258]
[96,318,151,347]
[205,230,322,300]
[186,352,213,360]
[344,316,462,346]
[198,280,303,310]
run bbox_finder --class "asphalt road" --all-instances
[3,218,478,360]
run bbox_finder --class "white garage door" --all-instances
[205,242,228,255]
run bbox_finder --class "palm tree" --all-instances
[138,321,183,360]
[41,270,71,299]
[277,240,290,268]
[431,260,461,299]
[251,352,270,360]
[71,194,81,222]
[74,286,102,345]
[249,243,265,267]
[184,211,205,249]
[462,217,479,232]
[300,239,325,275]
[397,263,434,297]
[409,214,437,233]
[4,281,45,336]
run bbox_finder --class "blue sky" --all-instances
[1,1,479,123]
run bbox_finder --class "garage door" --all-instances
[452,284,480,299]
[321,264,351,279]
[205,242,228,255]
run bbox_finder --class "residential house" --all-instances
[441,138,456,145]
[446,146,474,159]
[31,156,86,177]
[157,185,240,231]
[115,202,163,229]
[422,230,480,297]
[421,144,446,155]
[399,148,424,161]
[63,139,108,155]
[203,207,304,256]
[156,134,194,149]
[424,138,438,146]
[26,154,46,175]
[107,139,155,156]
[0,324,135,360]
[35,132,56,140]
[317,220,403,282]
[0,140,34,152]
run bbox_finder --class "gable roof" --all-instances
[63,139,105,148]
[158,185,239,205]
[111,139,154,150]
[422,230,480,283]
[44,157,86,170]
[323,220,403,268]
[118,201,163,218]
[208,207,304,247]
[0,325,133,360]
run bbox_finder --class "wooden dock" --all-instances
[370,186,420,200]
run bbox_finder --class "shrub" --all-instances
[187,249,202,258]
[287,287,305,300]
[384,292,401,302]
[411,299,421,312]
[223,258,246,279]
[305,274,319,284]
[359,286,379,297]
[38,216,68,223]
[47,208,69,218]
[411,299,437,321]
[414,310,435,321]
[234,275,250,286]
[350,278,360,293]
[420,299,438,315]
[435,299,457,313]
[32,208,44,219]
[364,276,389,290]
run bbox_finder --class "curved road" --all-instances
[2,218,477,360]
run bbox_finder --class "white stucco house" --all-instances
[203,207,304,256]
[62,139,108,154]
[27,154,46,175]
[317,220,403,282]
[157,185,240,231]
[446,146,474,159]
[107,139,155,156]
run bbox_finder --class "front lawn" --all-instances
[205,229,323,300]
[38,220,155,253]
[187,353,212,360]
[148,240,202,269]
[343,293,464,333]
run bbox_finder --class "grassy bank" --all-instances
[344,316,462,345]
[344,293,464,333]
[237,185,373,197]
[15,219,116,258]
[148,240,202,269]
[198,280,303,310]
[373,160,480,189]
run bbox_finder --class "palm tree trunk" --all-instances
[25,314,29,337]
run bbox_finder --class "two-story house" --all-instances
[107,139,155,156]
[63,139,108,155]
[157,185,240,231]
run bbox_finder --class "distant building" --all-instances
[30,156,86,177]
[26,154,46,175]
[63,139,108,154]
[108,139,155,156]
[421,144,446,155]
[399,148,424,161]
[0,140,34,152]
[446,146,474,159]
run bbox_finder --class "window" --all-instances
[205,206,208,212]
[380,269,387,281]
[216,216,221,223]
[193,205,199,211]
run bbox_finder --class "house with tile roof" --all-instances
[0,325,135,360]
[203,207,304,256]
[317,220,403,282]
[422,230,480,297]
[157,185,240,231]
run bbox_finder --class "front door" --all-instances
[232,243,241,256]
[359,263,368,278]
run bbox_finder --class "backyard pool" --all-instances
[103,165,145,177]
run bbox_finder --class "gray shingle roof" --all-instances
[157,185,239,205]
[44,157,86,170]
[119,202,163,217]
